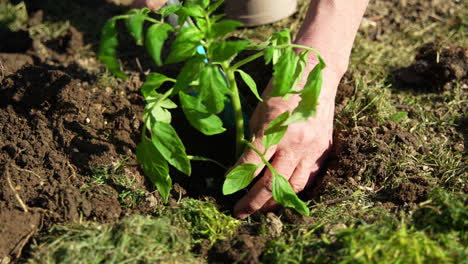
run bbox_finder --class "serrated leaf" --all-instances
[390,111,408,122]
[263,111,290,149]
[271,48,296,97]
[179,92,226,135]
[151,121,191,175]
[136,137,172,202]
[291,50,308,92]
[236,69,262,102]
[166,26,203,64]
[284,57,325,125]
[146,23,173,66]
[269,29,291,64]
[98,18,126,79]
[199,64,231,114]
[272,172,309,216]
[141,72,173,99]
[208,40,250,62]
[173,56,205,93]
[157,4,182,17]
[208,19,242,39]
[126,10,148,45]
[223,163,258,195]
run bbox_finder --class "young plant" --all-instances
[98,0,325,216]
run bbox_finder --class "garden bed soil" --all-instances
[0,0,466,262]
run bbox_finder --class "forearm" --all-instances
[296,0,368,89]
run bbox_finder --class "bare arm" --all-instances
[297,0,369,99]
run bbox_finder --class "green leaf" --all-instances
[126,9,149,45]
[272,172,309,216]
[208,19,242,39]
[264,46,274,65]
[207,0,224,14]
[290,50,308,92]
[390,111,408,123]
[166,26,203,64]
[199,64,231,114]
[284,57,325,125]
[269,29,291,64]
[194,17,208,33]
[141,73,173,99]
[154,107,172,123]
[236,69,262,102]
[208,40,250,62]
[157,4,182,17]
[98,18,126,79]
[223,163,258,195]
[146,23,173,66]
[263,111,290,149]
[136,137,172,202]
[173,56,205,93]
[181,6,205,17]
[151,121,191,175]
[179,92,226,135]
[185,0,209,8]
[271,48,296,97]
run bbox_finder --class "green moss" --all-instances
[0,0,28,31]
[334,223,456,264]
[29,215,197,264]
[170,198,241,246]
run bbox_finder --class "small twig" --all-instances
[135,57,144,74]
[11,164,43,179]
[12,229,35,260]
[5,168,29,213]
[66,161,77,180]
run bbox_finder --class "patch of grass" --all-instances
[336,74,400,127]
[169,198,241,246]
[29,198,241,263]
[95,71,121,90]
[0,0,27,31]
[413,188,467,237]
[29,215,197,264]
[85,159,146,208]
[263,218,465,264]
[333,223,458,264]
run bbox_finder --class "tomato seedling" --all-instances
[99,0,325,216]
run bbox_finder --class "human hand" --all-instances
[233,66,342,219]
[132,0,167,10]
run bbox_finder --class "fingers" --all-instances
[234,150,298,219]
[132,0,167,10]
[259,160,313,212]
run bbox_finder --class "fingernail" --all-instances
[236,212,249,219]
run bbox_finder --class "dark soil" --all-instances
[0,0,465,262]
[0,45,156,260]
[393,42,468,92]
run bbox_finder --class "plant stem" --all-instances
[231,51,264,70]
[224,66,245,158]
[243,140,279,175]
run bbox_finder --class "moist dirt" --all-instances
[0,0,466,263]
